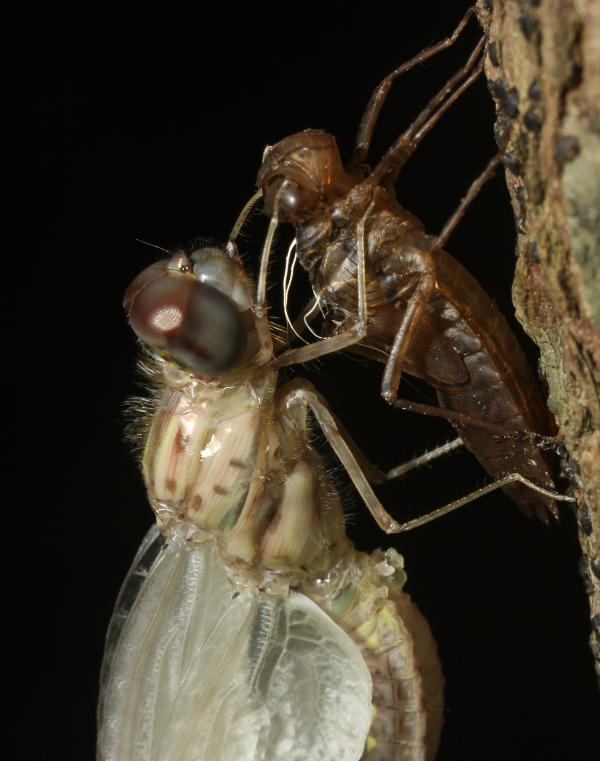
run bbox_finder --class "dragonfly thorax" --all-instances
[143,369,349,591]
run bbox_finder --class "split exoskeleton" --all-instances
[247,7,574,524]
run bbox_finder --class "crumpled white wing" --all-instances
[98,528,372,761]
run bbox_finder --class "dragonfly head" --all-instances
[258,130,353,224]
[124,244,266,377]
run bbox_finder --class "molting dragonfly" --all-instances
[97,236,443,761]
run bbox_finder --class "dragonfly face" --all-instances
[258,130,356,224]
[124,244,265,376]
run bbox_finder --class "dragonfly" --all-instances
[97,236,444,761]
[249,7,575,524]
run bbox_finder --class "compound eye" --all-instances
[123,259,170,311]
[265,178,318,223]
[126,272,247,375]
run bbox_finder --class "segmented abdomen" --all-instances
[305,548,444,761]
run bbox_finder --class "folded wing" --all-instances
[98,529,372,761]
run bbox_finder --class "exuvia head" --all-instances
[257,130,353,224]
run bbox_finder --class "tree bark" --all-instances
[477,0,600,679]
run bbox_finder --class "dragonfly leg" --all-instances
[394,473,576,533]
[279,379,401,534]
[390,397,572,462]
[380,272,436,404]
[371,36,485,185]
[434,153,502,252]
[385,437,464,480]
[287,296,561,447]
[390,396,521,436]
[280,381,576,535]
[350,5,477,167]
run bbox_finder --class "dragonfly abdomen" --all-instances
[306,548,443,761]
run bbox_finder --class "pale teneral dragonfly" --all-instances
[97,234,443,761]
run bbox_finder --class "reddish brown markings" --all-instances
[190,495,203,510]
[166,478,176,493]
[198,427,216,457]
[175,427,190,451]
[213,484,229,495]
[229,458,246,469]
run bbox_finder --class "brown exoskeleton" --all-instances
[248,7,573,524]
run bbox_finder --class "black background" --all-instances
[35,1,599,759]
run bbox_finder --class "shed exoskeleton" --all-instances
[252,8,572,522]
